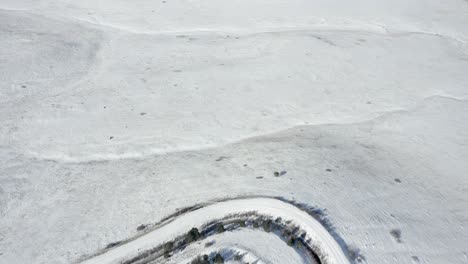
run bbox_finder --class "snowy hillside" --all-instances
[1,0,467,263]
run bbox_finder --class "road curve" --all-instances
[81,198,350,264]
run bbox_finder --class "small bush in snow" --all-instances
[191,254,209,264]
[262,219,272,232]
[253,221,260,228]
[186,227,201,243]
[215,223,225,233]
[234,254,243,261]
[213,253,224,263]
[163,241,173,258]
[287,236,296,247]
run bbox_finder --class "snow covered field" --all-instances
[1,0,467,263]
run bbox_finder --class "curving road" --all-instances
[81,198,349,264]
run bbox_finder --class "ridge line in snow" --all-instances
[2,8,467,45]
[20,94,468,164]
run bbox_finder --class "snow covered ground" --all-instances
[1,0,468,263]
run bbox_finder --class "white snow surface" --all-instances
[1,0,468,263]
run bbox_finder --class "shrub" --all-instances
[287,237,296,247]
[191,255,209,264]
[282,229,292,238]
[215,223,225,233]
[163,242,173,258]
[186,227,201,243]
[296,240,304,250]
[253,221,260,228]
[213,253,224,263]
[263,219,272,232]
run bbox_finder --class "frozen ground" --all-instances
[1,0,468,263]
